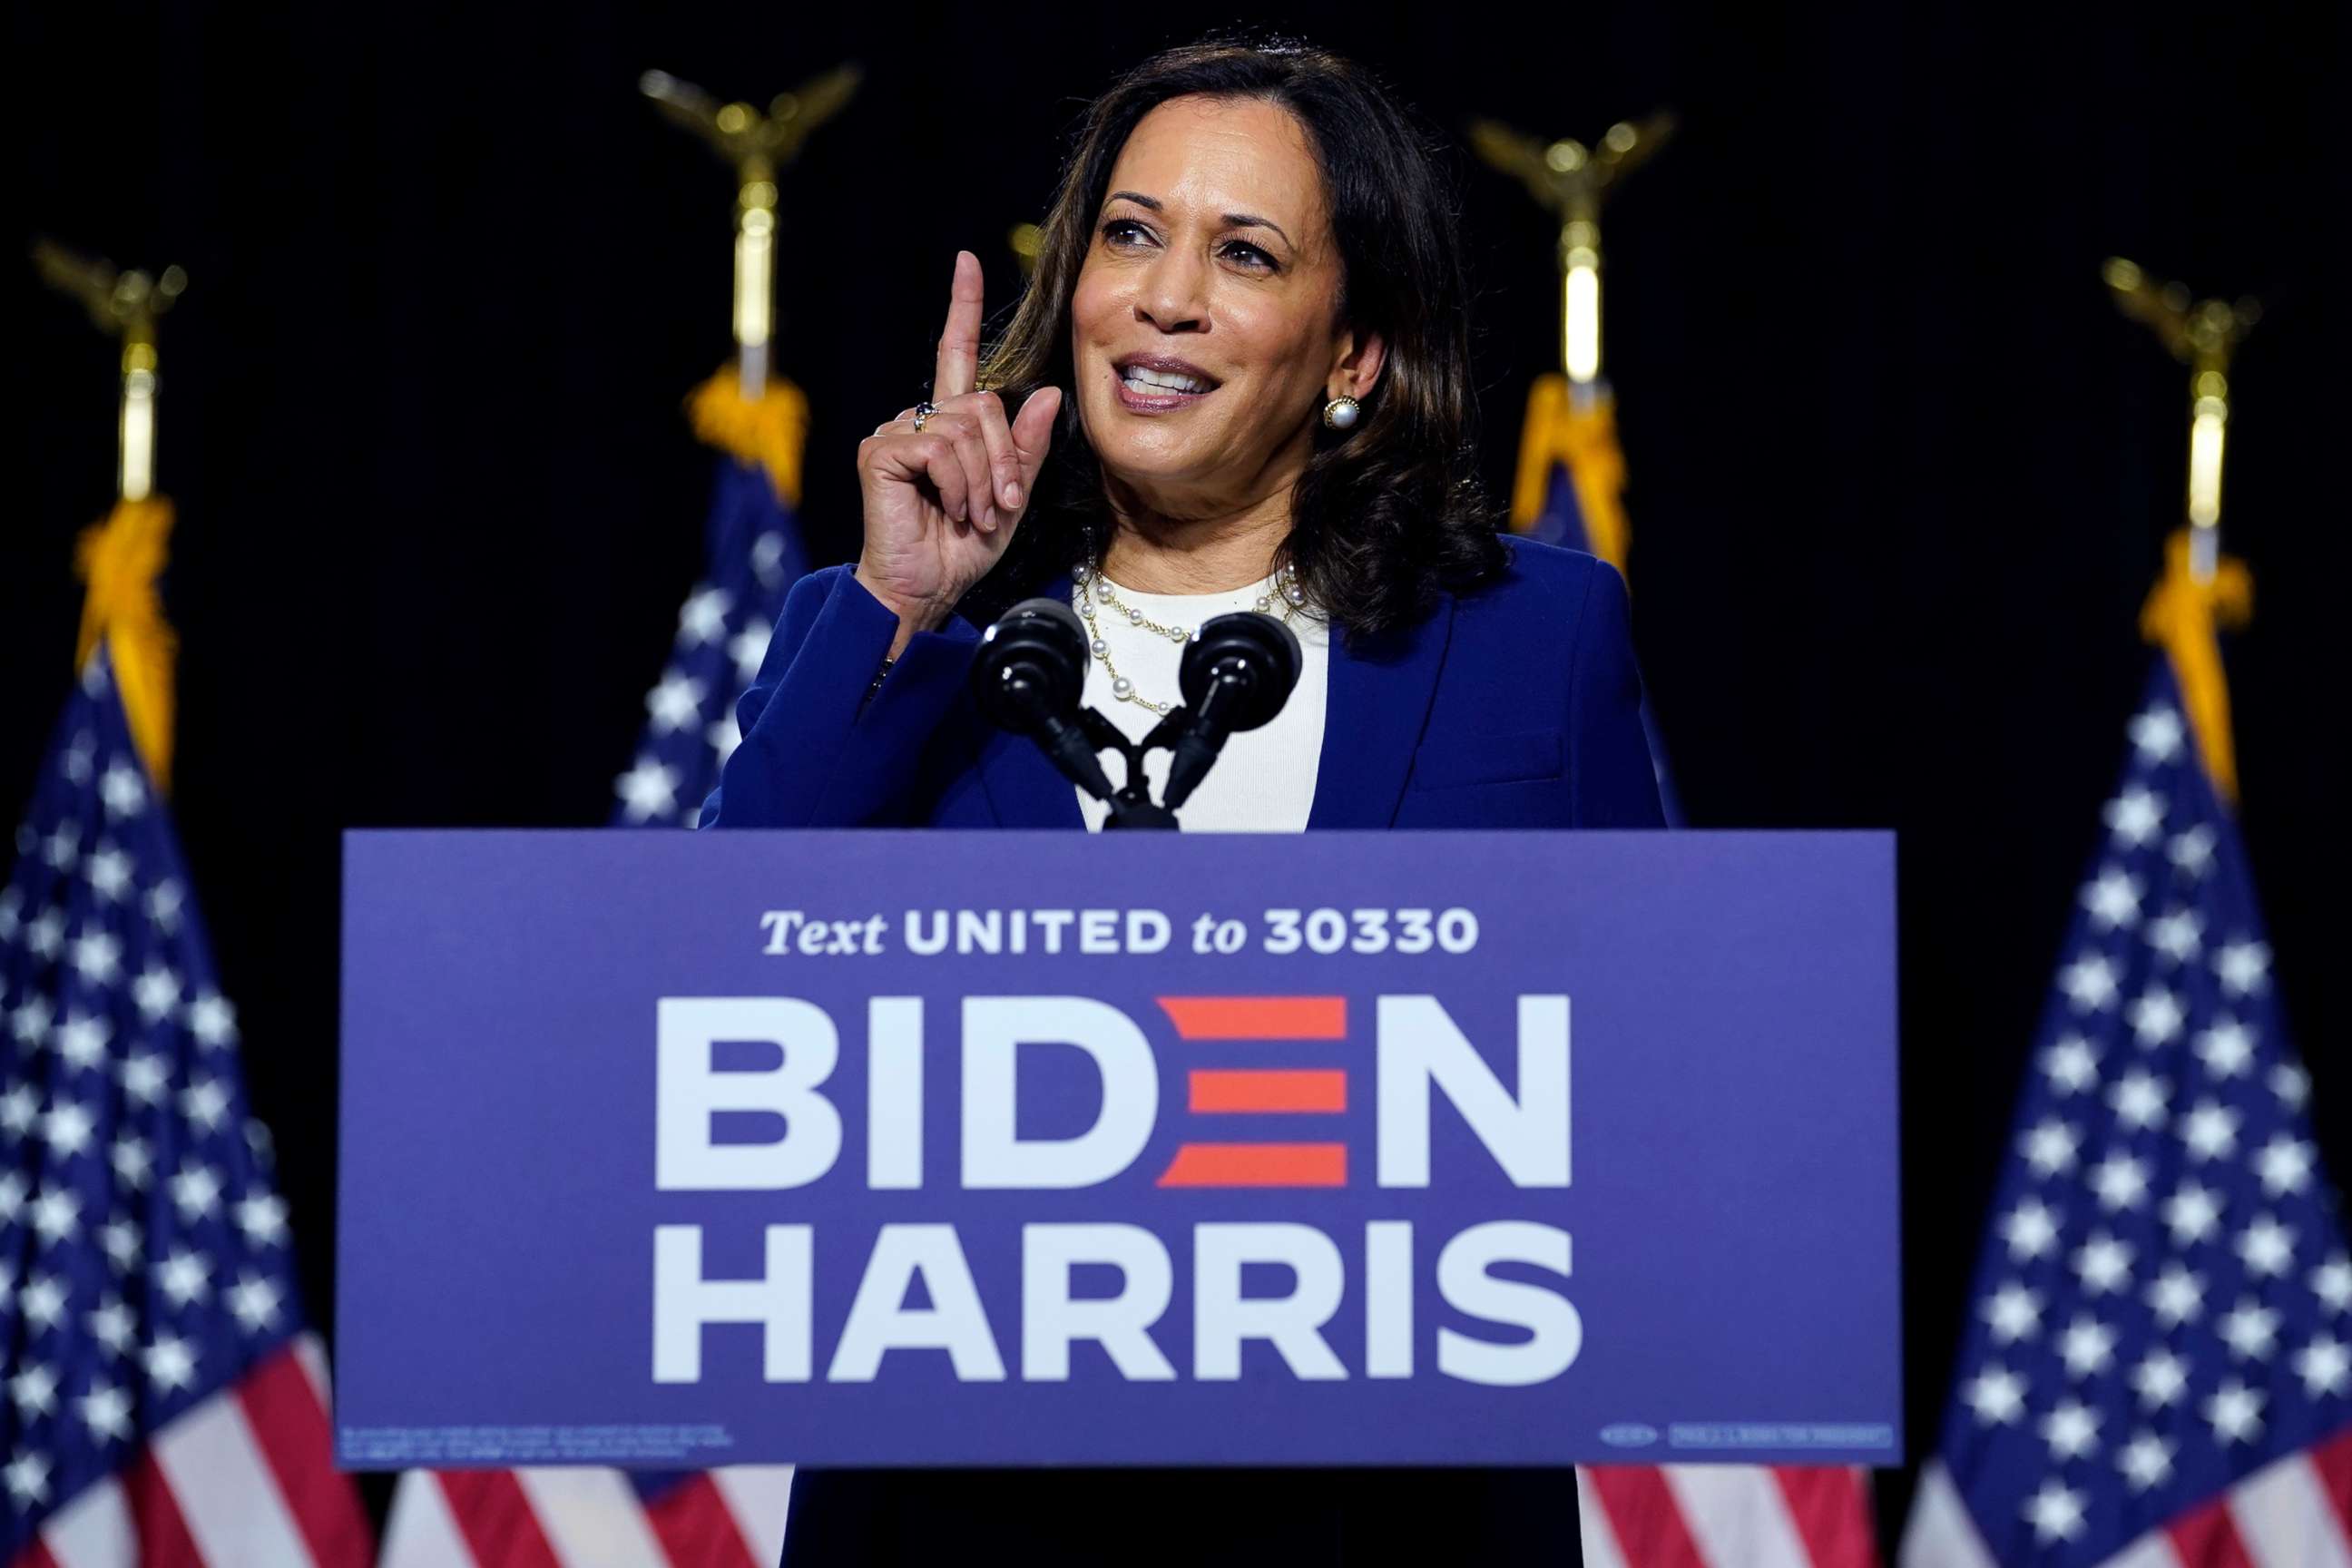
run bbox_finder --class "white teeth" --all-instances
[1122,365,1212,394]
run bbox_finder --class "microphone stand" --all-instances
[1078,706,1184,830]
[972,601,1298,831]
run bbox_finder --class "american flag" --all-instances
[1,652,370,1568]
[612,454,807,829]
[1900,655,2352,1566]
[1515,374,1867,1563]
[378,1468,793,1567]
[382,404,806,1565]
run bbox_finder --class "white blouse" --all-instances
[1072,570,1331,832]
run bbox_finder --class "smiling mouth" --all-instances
[1112,357,1220,399]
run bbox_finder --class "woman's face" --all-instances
[1070,93,1383,517]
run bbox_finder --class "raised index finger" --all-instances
[933,250,985,401]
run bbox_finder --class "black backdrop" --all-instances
[7,0,2346,1548]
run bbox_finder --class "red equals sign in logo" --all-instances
[1155,996,1348,1188]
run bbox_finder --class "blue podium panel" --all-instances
[336,829,1897,1470]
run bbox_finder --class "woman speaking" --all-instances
[708,32,1661,1567]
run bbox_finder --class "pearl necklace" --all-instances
[1072,557,1305,714]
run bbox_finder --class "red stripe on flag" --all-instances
[645,1474,761,1568]
[2168,1490,2259,1568]
[1157,1142,1348,1186]
[436,1471,564,1568]
[1582,1466,1710,1568]
[1772,1466,1880,1568]
[1157,996,1347,1040]
[8,1534,62,1568]
[121,1448,205,1568]
[1189,1069,1348,1112]
[2312,1425,2352,1543]
[236,1344,377,1565]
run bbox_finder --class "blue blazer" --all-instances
[703,536,1663,831]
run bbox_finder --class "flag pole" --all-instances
[32,239,185,503]
[2103,258,2260,584]
[641,64,862,402]
[2104,259,2261,802]
[1009,222,1044,283]
[31,238,185,789]
[1468,113,1672,395]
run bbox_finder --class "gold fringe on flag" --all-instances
[73,495,179,791]
[2140,526,2252,804]
[688,366,808,507]
[1508,373,1632,576]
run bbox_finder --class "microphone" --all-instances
[1161,612,1303,809]
[969,598,1117,801]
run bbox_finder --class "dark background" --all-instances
[7,0,2345,1550]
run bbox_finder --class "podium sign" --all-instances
[337,829,1898,1469]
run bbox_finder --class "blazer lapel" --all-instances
[975,573,1088,828]
[1306,593,1455,829]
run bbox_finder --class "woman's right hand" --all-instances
[856,250,1063,653]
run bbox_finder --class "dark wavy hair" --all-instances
[969,34,1506,640]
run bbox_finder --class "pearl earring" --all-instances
[1321,394,1361,431]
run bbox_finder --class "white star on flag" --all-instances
[2127,985,2185,1044]
[2073,1232,2135,1295]
[5,1452,51,1508]
[187,989,237,1046]
[142,1333,198,1392]
[2023,1119,2081,1176]
[2117,1431,2176,1491]
[676,585,732,645]
[2091,1152,2151,1210]
[2180,1099,2242,1161]
[78,1379,133,1441]
[67,926,122,985]
[2083,867,2142,929]
[28,1186,81,1241]
[730,620,773,684]
[2059,954,2121,1011]
[1983,1282,2043,1343]
[2237,1214,2298,1277]
[2218,1298,2280,1359]
[2214,938,2270,996]
[615,756,681,822]
[86,844,132,900]
[10,1364,60,1419]
[55,1012,109,1068]
[42,1102,96,1159]
[2129,705,2184,760]
[132,963,181,1021]
[2024,1479,2087,1543]
[647,672,706,733]
[2145,1264,2206,1328]
[2000,1199,2062,1261]
[155,1247,212,1308]
[2195,1016,2256,1077]
[2148,906,2203,962]
[18,1275,67,1330]
[2104,788,2165,847]
[1965,1364,2028,1426]
[2058,1315,2119,1377]
[2312,1257,2352,1313]
[2203,1379,2265,1444]
[2296,1336,2352,1399]
[2043,1036,2099,1093]
[98,760,146,816]
[2168,824,2216,877]
[2163,1181,2225,1245]
[2040,1398,2102,1460]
